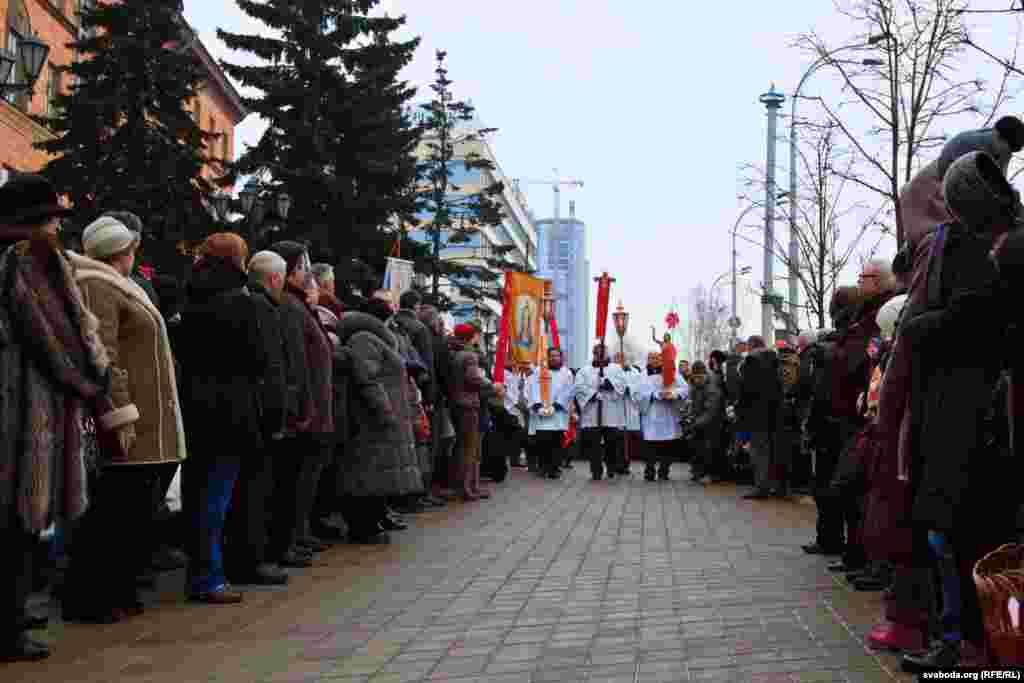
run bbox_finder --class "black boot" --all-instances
[901,640,959,673]
[644,466,656,482]
[1,632,50,662]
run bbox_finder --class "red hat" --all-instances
[453,323,476,341]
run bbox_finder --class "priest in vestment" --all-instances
[574,344,628,481]
[637,351,689,481]
[526,348,575,479]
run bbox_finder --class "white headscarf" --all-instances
[876,294,908,341]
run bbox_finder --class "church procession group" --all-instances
[7,118,1024,676]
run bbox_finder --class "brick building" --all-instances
[0,0,245,180]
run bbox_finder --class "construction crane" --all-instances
[511,169,584,271]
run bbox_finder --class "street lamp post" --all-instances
[729,197,784,348]
[787,41,885,329]
[759,85,786,346]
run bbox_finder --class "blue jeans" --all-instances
[185,456,241,596]
[928,530,962,644]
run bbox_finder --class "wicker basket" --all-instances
[974,543,1024,666]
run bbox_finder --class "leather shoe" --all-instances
[279,550,313,568]
[190,589,243,605]
[1,633,50,662]
[297,536,330,552]
[232,563,289,586]
[902,639,959,673]
[380,517,408,531]
[348,530,391,545]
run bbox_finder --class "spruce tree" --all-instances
[36,1,217,263]
[416,50,506,309]
[218,0,422,265]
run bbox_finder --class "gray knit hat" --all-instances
[942,151,1019,232]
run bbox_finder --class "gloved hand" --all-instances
[600,379,614,391]
[117,423,136,455]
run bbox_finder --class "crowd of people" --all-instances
[3,115,1024,672]
[0,172,519,662]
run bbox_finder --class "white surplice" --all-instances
[501,370,528,427]
[573,363,627,430]
[636,373,689,442]
[621,366,644,432]
[525,367,575,434]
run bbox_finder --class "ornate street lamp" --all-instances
[0,33,50,96]
[612,301,629,362]
[210,177,291,248]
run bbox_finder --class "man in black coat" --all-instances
[737,335,782,498]
[686,361,725,482]
[224,251,289,585]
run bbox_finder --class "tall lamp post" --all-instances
[759,85,786,345]
[788,41,885,327]
[211,178,292,249]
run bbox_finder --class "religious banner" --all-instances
[505,272,546,365]
[383,257,415,302]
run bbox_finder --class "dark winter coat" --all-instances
[178,257,268,454]
[393,308,435,403]
[737,348,780,432]
[448,337,488,435]
[689,372,725,436]
[904,223,1011,532]
[336,312,422,497]
[724,353,743,404]
[249,283,287,439]
[276,285,311,436]
[281,285,333,439]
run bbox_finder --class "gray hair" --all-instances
[862,258,897,291]
[248,250,286,286]
[311,263,334,285]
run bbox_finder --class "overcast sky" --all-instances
[184,0,1022,356]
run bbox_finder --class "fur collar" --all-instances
[336,311,396,349]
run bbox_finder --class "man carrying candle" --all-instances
[526,348,574,479]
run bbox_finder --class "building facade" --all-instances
[535,215,590,370]
[0,1,244,178]
[409,108,538,343]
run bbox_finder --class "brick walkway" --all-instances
[7,463,913,682]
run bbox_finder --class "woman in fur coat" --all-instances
[0,174,112,661]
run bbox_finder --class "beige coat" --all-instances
[69,252,186,466]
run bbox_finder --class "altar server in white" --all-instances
[637,351,689,481]
[526,348,575,479]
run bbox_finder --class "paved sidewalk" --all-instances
[6,463,911,682]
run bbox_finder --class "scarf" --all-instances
[0,238,110,532]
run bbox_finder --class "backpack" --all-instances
[778,348,800,395]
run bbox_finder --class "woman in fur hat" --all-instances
[0,174,113,661]
[61,214,186,623]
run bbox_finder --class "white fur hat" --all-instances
[82,215,139,260]
[876,294,907,340]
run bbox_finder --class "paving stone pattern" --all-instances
[7,464,915,682]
